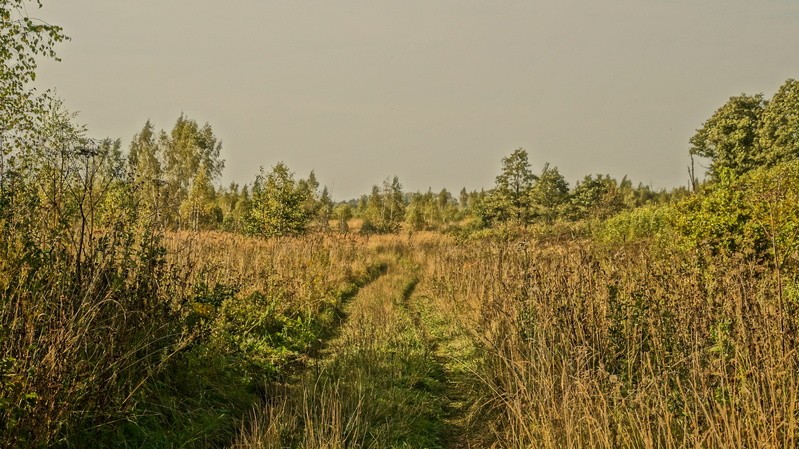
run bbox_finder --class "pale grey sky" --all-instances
[36,0,799,199]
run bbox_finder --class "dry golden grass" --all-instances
[165,231,376,305]
[0,229,386,447]
[418,235,799,448]
[10,223,797,448]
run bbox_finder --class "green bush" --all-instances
[676,163,799,266]
[592,204,677,248]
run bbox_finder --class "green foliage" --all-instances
[592,204,677,248]
[8,15,799,446]
[316,186,333,229]
[332,203,352,233]
[690,93,765,180]
[223,184,252,233]
[238,164,335,237]
[249,163,310,237]
[128,120,162,220]
[423,228,799,447]
[758,79,799,167]
[677,170,759,257]
[676,162,799,264]
[405,194,427,231]
[81,238,386,448]
[361,176,405,234]
[233,257,449,448]
[179,166,220,230]
[530,163,569,223]
[0,0,68,153]
[296,170,321,226]
[568,174,625,220]
[160,114,224,229]
[743,163,799,265]
[690,78,799,183]
[405,188,459,231]
[0,106,186,447]
[481,148,538,225]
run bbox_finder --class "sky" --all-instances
[34,0,799,200]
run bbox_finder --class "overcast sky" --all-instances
[35,0,799,200]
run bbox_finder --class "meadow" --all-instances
[4,188,799,448]
[3,140,799,448]
[4,5,799,445]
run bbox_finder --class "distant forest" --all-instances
[9,76,797,241]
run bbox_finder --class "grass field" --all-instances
[223,226,799,448]
[4,224,799,448]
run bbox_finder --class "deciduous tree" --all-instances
[482,148,538,225]
[758,79,799,167]
[690,94,764,180]
[160,114,224,228]
[128,120,162,221]
[0,0,67,154]
[250,162,308,237]
[530,163,569,223]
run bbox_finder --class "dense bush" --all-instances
[0,132,187,446]
[592,205,677,248]
[676,162,799,267]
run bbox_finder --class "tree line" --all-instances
[89,116,682,238]
[4,2,799,244]
[16,79,799,240]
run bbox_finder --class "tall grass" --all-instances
[0,217,384,447]
[102,232,386,447]
[421,235,799,448]
[233,251,450,448]
[0,138,188,447]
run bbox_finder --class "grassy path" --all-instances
[407,291,485,449]
[233,252,482,448]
